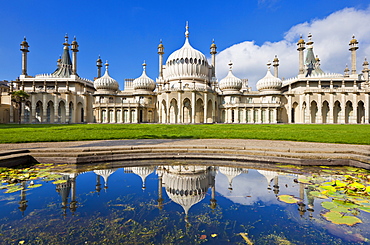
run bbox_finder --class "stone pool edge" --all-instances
[0,139,369,169]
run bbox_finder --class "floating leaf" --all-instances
[52,179,67,184]
[309,191,328,199]
[322,211,362,226]
[4,186,23,193]
[199,235,207,240]
[331,206,350,213]
[277,195,299,204]
[333,199,359,209]
[359,206,370,213]
[321,202,337,210]
[211,234,217,238]
[298,178,311,184]
[27,184,42,189]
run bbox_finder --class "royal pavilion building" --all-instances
[2,25,369,124]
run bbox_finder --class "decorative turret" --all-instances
[349,35,359,75]
[304,33,324,77]
[71,37,79,75]
[158,40,164,78]
[210,39,217,77]
[20,37,30,76]
[362,58,369,82]
[273,55,279,78]
[297,35,305,75]
[344,64,350,77]
[51,34,73,77]
[96,55,103,78]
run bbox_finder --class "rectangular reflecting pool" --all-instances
[1,160,370,244]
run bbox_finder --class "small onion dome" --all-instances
[363,58,369,66]
[219,62,242,92]
[94,62,119,92]
[297,35,305,44]
[256,64,282,93]
[133,62,156,91]
[350,35,358,44]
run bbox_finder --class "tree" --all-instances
[11,90,30,124]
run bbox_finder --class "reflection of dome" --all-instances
[218,167,244,190]
[133,62,156,92]
[164,25,210,81]
[256,66,282,94]
[219,62,242,93]
[125,166,155,189]
[257,170,279,183]
[161,165,213,215]
[94,168,117,188]
[94,62,119,92]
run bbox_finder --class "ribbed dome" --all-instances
[164,26,210,81]
[256,67,282,93]
[94,63,119,92]
[219,63,242,92]
[133,63,156,91]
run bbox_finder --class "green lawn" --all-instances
[0,123,369,145]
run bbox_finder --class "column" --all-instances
[54,95,59,123]
[287,95,292,123]
[21,102,25,123]
[191,92,196,123]
[178,92,182,123]
[340,93,346,124]
[31,94,36,123]
[329,93,334,123]
[66,94,70,123]
[203,93,208,123]
[235,108,239,123]
[317,94,322,123]
[166,93,170,123]
[365,93,369,123]
[83,95,88,123]
[352,93,358,124]
[42,93,47,123]
[305,94,310,123]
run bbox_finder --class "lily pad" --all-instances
[277,195,299,204]
[52,179,67,184]
[27,184,42,189]
[333,199,359,209]
[321,201,337,210]
[309,191,328,199]
[358,206,370,213]
[322,211,362,226]
[4,186,23,193]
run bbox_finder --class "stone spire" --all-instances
[20,37,30,76]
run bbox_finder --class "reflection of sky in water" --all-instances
[1,163,370,244]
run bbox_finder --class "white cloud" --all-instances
[216,7,370,89]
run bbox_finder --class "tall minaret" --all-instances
[71,37,79,75]
[96,56,103,78]
[20,37,30,76]
[210,39,217,77]
[349,35,359,75]
[273,55,279,78]
[362,58,369,82]
[297,35,305,75]
[158,40,164,78]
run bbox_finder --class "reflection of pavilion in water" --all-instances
[17,165,318,219]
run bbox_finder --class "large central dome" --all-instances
[163,25,210,82]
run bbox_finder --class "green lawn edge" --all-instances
[0,124,369,145]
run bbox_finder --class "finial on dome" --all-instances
[228,61,233,70]
[24,36,27,41]
[142,61,147,71]
[267,60,271,70]
[105,60,109,71]
[185,21,189,38]
[308,33,312,41]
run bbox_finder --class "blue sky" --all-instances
[0,0,369,89]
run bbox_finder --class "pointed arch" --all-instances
[195,98,204,123]
[322,100,329,123]
[169,98,178,123]
[46,101,54,123]
[291,102,298,123]
[24,101,31,123]
[333,100,341,124]
[35,101,43,123]
[58,101,66,123]
[345,101,353,124]
[77,102,84,123]
[161,100,167,123]
[69,102,74,123]
[357,101,365,124]
[206,99,213,123]
[310,100,318,123]
[183,98,191,123]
